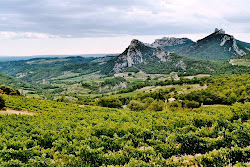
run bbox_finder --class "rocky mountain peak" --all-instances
[212,29,245,56]
[214,28,225,34]
[112,29,249,73]
[129,39,145,47]
[150,37,193,48]
[113,39,154,73]
[153,47,168,62]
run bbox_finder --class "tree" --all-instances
[0,96,5,109]
[97,97,122,108]
[0,85,20,95]
[142,97,154,108]
[147,100,165,111]
[184,100,200,108]
[169,101,182,108]
[127,100,145,111]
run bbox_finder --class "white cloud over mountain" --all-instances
[0,0,249,38]
[0,0,249,56]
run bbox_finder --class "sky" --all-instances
[0,0,250,56]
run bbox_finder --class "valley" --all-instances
[0,29,249,102]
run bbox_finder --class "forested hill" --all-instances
[0,72,34,90]
[0,53,249,85]
[112,39,249,75]
[179,28,250,61]
[0,56,116,83]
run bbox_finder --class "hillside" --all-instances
[0,74,249,166]
[180,29,250,61]
[113,39,155,73]
[0,72,35,90]
[129,29,250,61]
[112,39,249,75]
[230,53,250,67]
[0,56,116,83]
[0,29,249,84]
[139,29,250,61]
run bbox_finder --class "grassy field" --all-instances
[230,59,250,67]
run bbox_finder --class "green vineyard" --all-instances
[0,94,249,166]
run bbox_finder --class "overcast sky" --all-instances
[1,0,250,56]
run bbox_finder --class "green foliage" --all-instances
[0,96,5,109]
[169,101,182,108]
[182,33,250,61]
[127,100,145,111]
[231,102,250,121]
[0,95,249,166]
[184,100,200,108]
[119,81,151,94]
[81,82,92,89]
[101,77,126,87]
[0,57,103,83]
[0,72,36,91]
[142,97,154,108]
[97,97,122,108]
[119,76,211,94]
[134,52,249,75]
[147,100,165,111]
[81,82,99,91]
[237,53,250,59]
[123,66,140,73]
[0,85,20,95]
[179,74,250,105]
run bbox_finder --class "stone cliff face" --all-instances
[153,47,168,62]
[215,28,245,56]
[113,39,154,73]
[150,37,194,48]
[113,38,195,73]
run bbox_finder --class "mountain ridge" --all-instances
[180,28,248,60]
[112,29,250,75]
[112,28,250,73]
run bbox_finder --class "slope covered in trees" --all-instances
[0,56,116,83]
[0,72,34,90]
[0,73,249,166]
[178,74,249,105]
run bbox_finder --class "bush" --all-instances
[169,101,182,108]
[97,97,122,108]
[101,77,126,87]
[142,97,154,108]
[147,100,165,111]
[0,85,20,95]
[0,96,5,109]
[127,100,145,111]
[184,100,200,108]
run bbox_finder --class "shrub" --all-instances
[101,77,126,87]
[169,101,182,108]
[142,97,154,108]
[147,100,165,111]
[0,96,5,109]
[0,85,20,95]
[184,100,200,108]
[127,100,145,111]
[97,97,122,108]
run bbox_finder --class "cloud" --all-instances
[0,31,59,39]
[0,0,249,38]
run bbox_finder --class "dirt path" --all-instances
[0,108,35,115]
